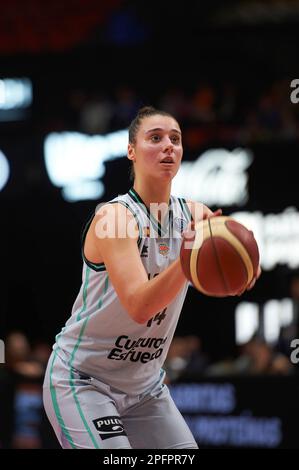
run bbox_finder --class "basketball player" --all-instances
[43,106,260,449]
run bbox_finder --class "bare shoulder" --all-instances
[92,202,139,240]
[84,202,139,264]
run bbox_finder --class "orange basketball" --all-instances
[180,216,260,297]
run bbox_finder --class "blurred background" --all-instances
[1,0,299,449]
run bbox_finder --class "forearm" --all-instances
[130,258,187,324]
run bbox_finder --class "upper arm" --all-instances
[89,203,148,318]
[186,200,214,223]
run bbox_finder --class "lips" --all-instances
[160,157,174,163]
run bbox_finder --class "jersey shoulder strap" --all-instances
[80,194,143,271]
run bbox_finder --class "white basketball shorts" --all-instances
[43,350,198,449]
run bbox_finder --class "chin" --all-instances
[163,167,179,179]
[159,171,174,181]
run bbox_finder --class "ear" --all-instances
[127,143,136,161]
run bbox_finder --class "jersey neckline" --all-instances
[128,187,173,238]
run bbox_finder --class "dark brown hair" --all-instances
[128,106,177,180]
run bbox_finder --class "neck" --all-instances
[133,178,171,208]
[133,178,172,224]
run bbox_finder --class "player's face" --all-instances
[129,115,183,181]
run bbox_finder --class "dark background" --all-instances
[1,0,299,449]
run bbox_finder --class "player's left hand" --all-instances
[203,208,222,220]
[189,208,222,230]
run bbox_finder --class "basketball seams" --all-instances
[189,220,212,295]
[189,223,203,292]
[204,217,254,284]
[212,220,253,284]
[208,218,230,295]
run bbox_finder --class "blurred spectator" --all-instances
[0,359,15,448]
[190,84,216,124]
[205,335,294,377]
[31,341,52,369]
[43,77,299,145]
[5,331,49,449]
[6,331,44,378]
[238,337,293,375]
[276,271,299,363]
[164,335,209,383]
[158,88,190,122]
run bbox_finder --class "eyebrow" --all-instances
[145,127,182,135]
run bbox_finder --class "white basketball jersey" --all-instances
[54,188,192,395]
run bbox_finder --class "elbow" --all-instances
[131,314,148,325]
[126,296,150,324]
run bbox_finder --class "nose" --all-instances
[163,137,174,153]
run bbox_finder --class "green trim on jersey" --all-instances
[178,198,193,223]
[76,266,90,321]
[128,187,172,238]
[50,350,76,448]
[69,319,100,449]
[181,198,193,221]
[98,274,109,309]
[68,266,100,448]
[49,269,102,448]
[81,200,142,272]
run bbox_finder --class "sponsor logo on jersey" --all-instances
[158,242,169,256]
[107,335,168,363]
[92,416,127,440]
